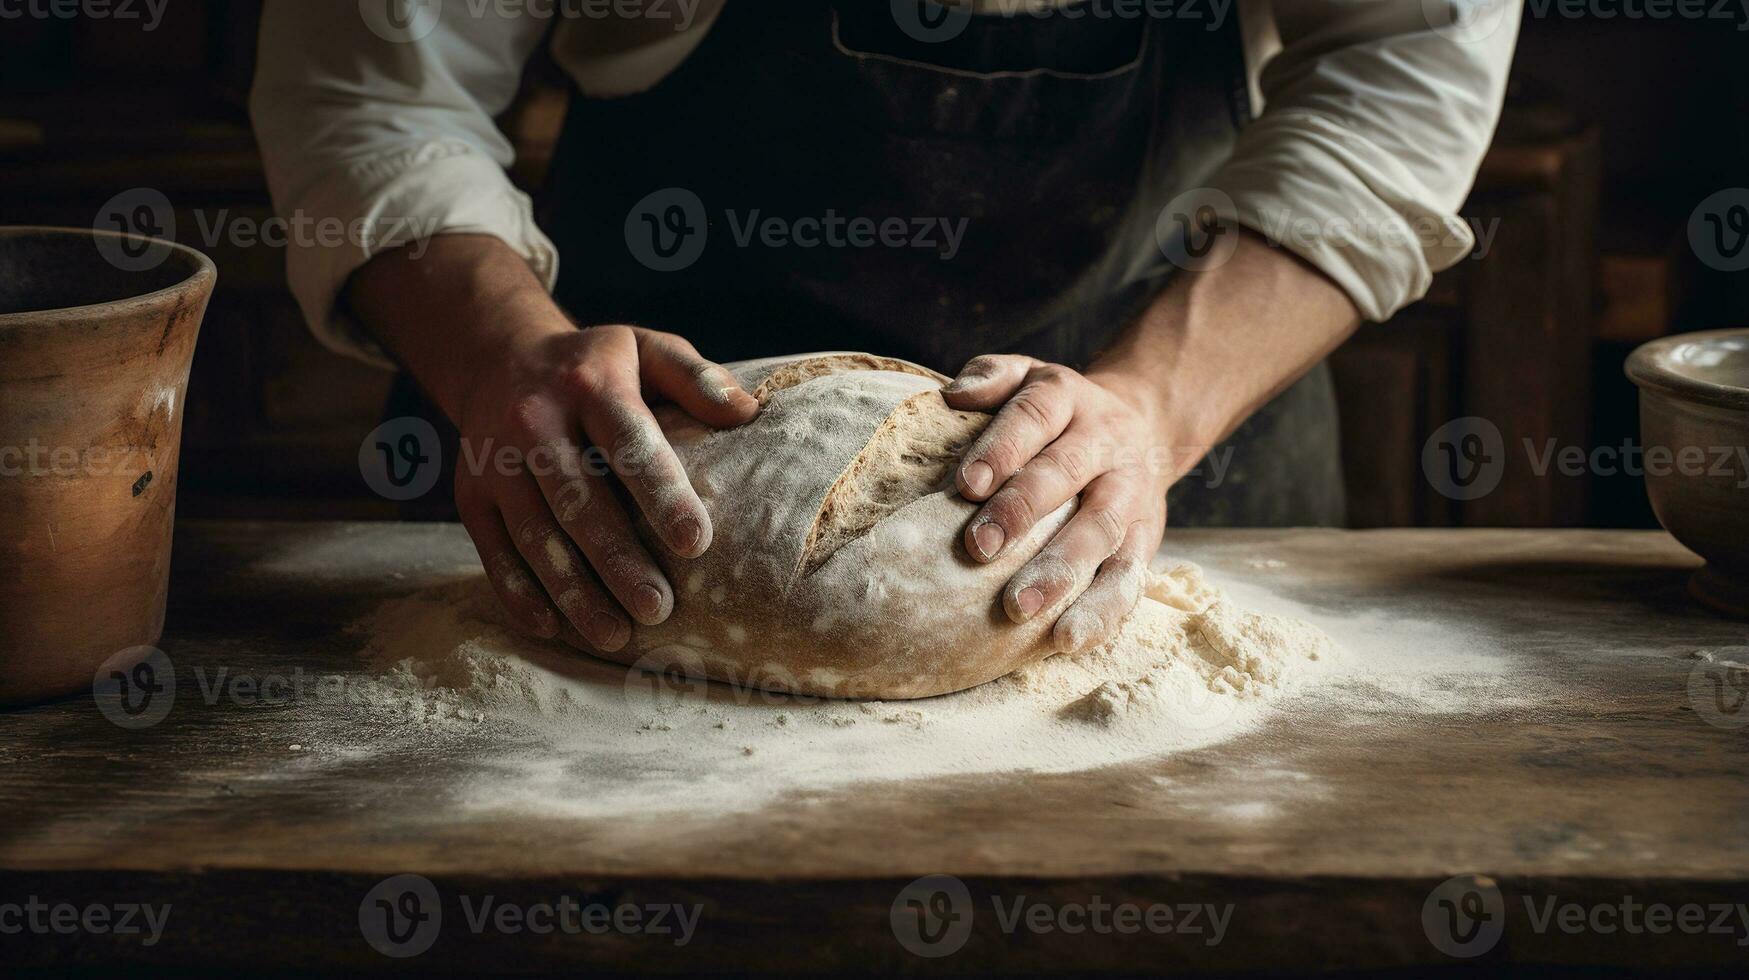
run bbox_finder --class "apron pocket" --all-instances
[826,6,1152,142]
[833,2,1148,76]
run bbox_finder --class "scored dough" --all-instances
[617,352,1079,700]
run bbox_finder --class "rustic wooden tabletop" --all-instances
[2,521,1746,974]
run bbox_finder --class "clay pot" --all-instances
[0,227,215,706]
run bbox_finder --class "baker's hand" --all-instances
[453,325,759,650]
[942,355,1174,653]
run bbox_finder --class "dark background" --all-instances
[3,3,1745,528]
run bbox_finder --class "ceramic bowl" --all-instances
[1626,329,1749,618]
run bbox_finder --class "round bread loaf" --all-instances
[619,353,1077,699]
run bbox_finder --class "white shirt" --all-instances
[250,0,1522,368]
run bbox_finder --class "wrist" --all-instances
[349,234,573,427]
[1089,285,1235,453]
[1085,364,1224,480]
[1087,230,1359,479]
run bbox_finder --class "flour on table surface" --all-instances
[340,561,1334,818]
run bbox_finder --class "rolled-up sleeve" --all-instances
[1217,0,1522,323]
[249,0,557,368]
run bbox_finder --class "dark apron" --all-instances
[401,1,1346,527]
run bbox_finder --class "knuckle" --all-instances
[685,357,735,397]
[598,550,659,595]
[538,536,583,581]
[1087,506,1128,554]
[578,504,657,562]
[1034,363,1076,386]
[504,395,548,443]
[560,365,609,403]
[1039,444,1090,485]
[1005,390,1055,430]
[1017,549,1077,594]
[1054,606,1112,653]
[609,421,661,476]
[552,583,596,618]
[1106,546,1147,580]
[973,430,1024,474]
[582,323,632,345]
[685,357,717,386]
[987,485,1039,531]
[512,513,551,549]
[485,552,542,609]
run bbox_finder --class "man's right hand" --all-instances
[348,235,758,651]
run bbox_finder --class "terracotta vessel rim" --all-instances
[0,225,218,327]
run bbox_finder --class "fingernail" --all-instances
[634,584,667,623]
[972,521,1006,560]
[962,460,993,497]
[671,516,703,555]
[726,389,760,416]
[589,610,626,650]
[1016,586,1044,619]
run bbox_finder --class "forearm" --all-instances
[346,234,572,426]
[1087,230,1360,479]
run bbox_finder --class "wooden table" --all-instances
[3,521,1746,974]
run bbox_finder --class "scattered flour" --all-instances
[345,561,1335,818]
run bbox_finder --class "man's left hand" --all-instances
[941,355,1181,654]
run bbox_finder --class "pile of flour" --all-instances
[345,561,1334,817]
